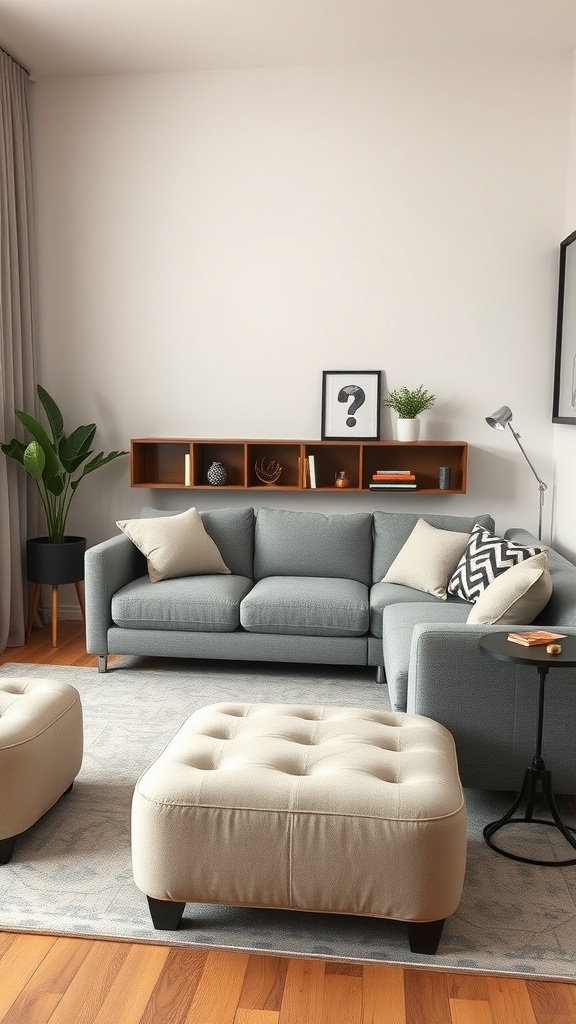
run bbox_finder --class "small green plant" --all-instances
[384,385,436,419]
[1,384,128,543]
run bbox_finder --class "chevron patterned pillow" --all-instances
[447,523,541,604]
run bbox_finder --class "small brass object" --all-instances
[546,643,562,655]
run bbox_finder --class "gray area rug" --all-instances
[2,658,576,980]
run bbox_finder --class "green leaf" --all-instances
[37,385,64,444]
[70,449,128,490]
[23,441,45,481]
[0,439,27,467]
[15,410,61,479]
[59,425,97,472]
[44,471,64,496]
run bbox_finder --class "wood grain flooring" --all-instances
[2,621,576,1024]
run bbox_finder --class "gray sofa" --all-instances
[85,505,493,675]
[85,506,576,791]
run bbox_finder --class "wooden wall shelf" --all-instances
[130,439,468,495]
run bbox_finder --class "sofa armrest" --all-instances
[407,622,576,792]
[85,534,146,654]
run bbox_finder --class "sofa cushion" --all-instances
[447,523,541,603]
[370,582,467,638]
[382,602,470,711]
[240,576,370,637]
[139,506,255,579]
[467,551,552,625]
[117,507,230,582]
[111,574,253,631]
[253,508,373,585]
[372,512,495,583]
[382,518,470,600]
[506,529,576,627]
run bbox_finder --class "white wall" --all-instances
[552,51,576,563]
[30,57,572,584]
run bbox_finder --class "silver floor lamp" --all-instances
[486,406,547,542]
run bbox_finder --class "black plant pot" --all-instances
[26,536,87,585]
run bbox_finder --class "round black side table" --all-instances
[479,632,576,867]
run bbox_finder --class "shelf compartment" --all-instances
[193,442,246,487]
[303,442,361,490]
[362,442,467,492]
[131,439,192,487]
[246,443,302,489]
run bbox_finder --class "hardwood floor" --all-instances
[1,622,576,1023]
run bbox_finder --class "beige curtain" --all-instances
[0,48,40,652]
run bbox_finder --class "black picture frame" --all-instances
[321,370,381,440]
[552,228,576,424]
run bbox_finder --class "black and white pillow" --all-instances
[447,523,541,603]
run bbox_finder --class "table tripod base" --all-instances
[483,761,576,866]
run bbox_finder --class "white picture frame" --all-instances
[321,370,382,440]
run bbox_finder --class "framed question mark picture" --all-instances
[321,370,382,441]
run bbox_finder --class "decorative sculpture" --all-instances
[254,458,282,485]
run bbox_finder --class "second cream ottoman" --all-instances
[0,677,83,863]
[131,702,467,954]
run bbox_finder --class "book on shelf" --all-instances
[369,482,417,489]
[307,455,317,489]
[375,469,412,475]
[184,453,191,486]
[372,473,415,482]
[507,631,567,647]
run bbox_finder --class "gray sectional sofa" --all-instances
[85,506,576,792]
[85,505,495,675]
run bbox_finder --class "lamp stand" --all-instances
[507,423,547,542]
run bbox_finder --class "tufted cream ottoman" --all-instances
[131,703,467,954]
[0,678,83,864]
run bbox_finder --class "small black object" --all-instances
[439,467,451,490]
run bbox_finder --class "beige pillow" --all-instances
[382,518,470,600]
[116,507,230,582]
[467,551,552,625]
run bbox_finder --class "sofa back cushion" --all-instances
[506,528,576,626]
[254,508,373,584]
[372,511,495,584]
[139,506,254,578]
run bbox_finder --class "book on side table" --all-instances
[507,631,567,647]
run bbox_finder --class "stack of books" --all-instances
[507,630,566,647]
[369,469,416,490]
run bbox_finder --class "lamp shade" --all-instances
[486,406,513,430]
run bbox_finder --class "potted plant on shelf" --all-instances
[1,385,128,641]
[383,385,436,441]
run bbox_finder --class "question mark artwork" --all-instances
[338,385,366,429]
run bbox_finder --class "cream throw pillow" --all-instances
[382,518,470,600]
[467,551,552,625]
[116,507,230,582]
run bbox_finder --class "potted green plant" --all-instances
[384,385,436,441]
[1,384,128,594]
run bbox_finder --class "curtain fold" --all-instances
[0,48,40,652]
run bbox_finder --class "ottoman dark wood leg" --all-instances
[407,919,445,954]
[147,896,186,930]
[0,836,17,865]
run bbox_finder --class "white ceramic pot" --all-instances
[396,418,420,441]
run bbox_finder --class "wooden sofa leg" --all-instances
[376,666,384,684]
[0,836,17,865]
[147,896,186,930]
[407,919,445,954]
[98,655,108,674]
